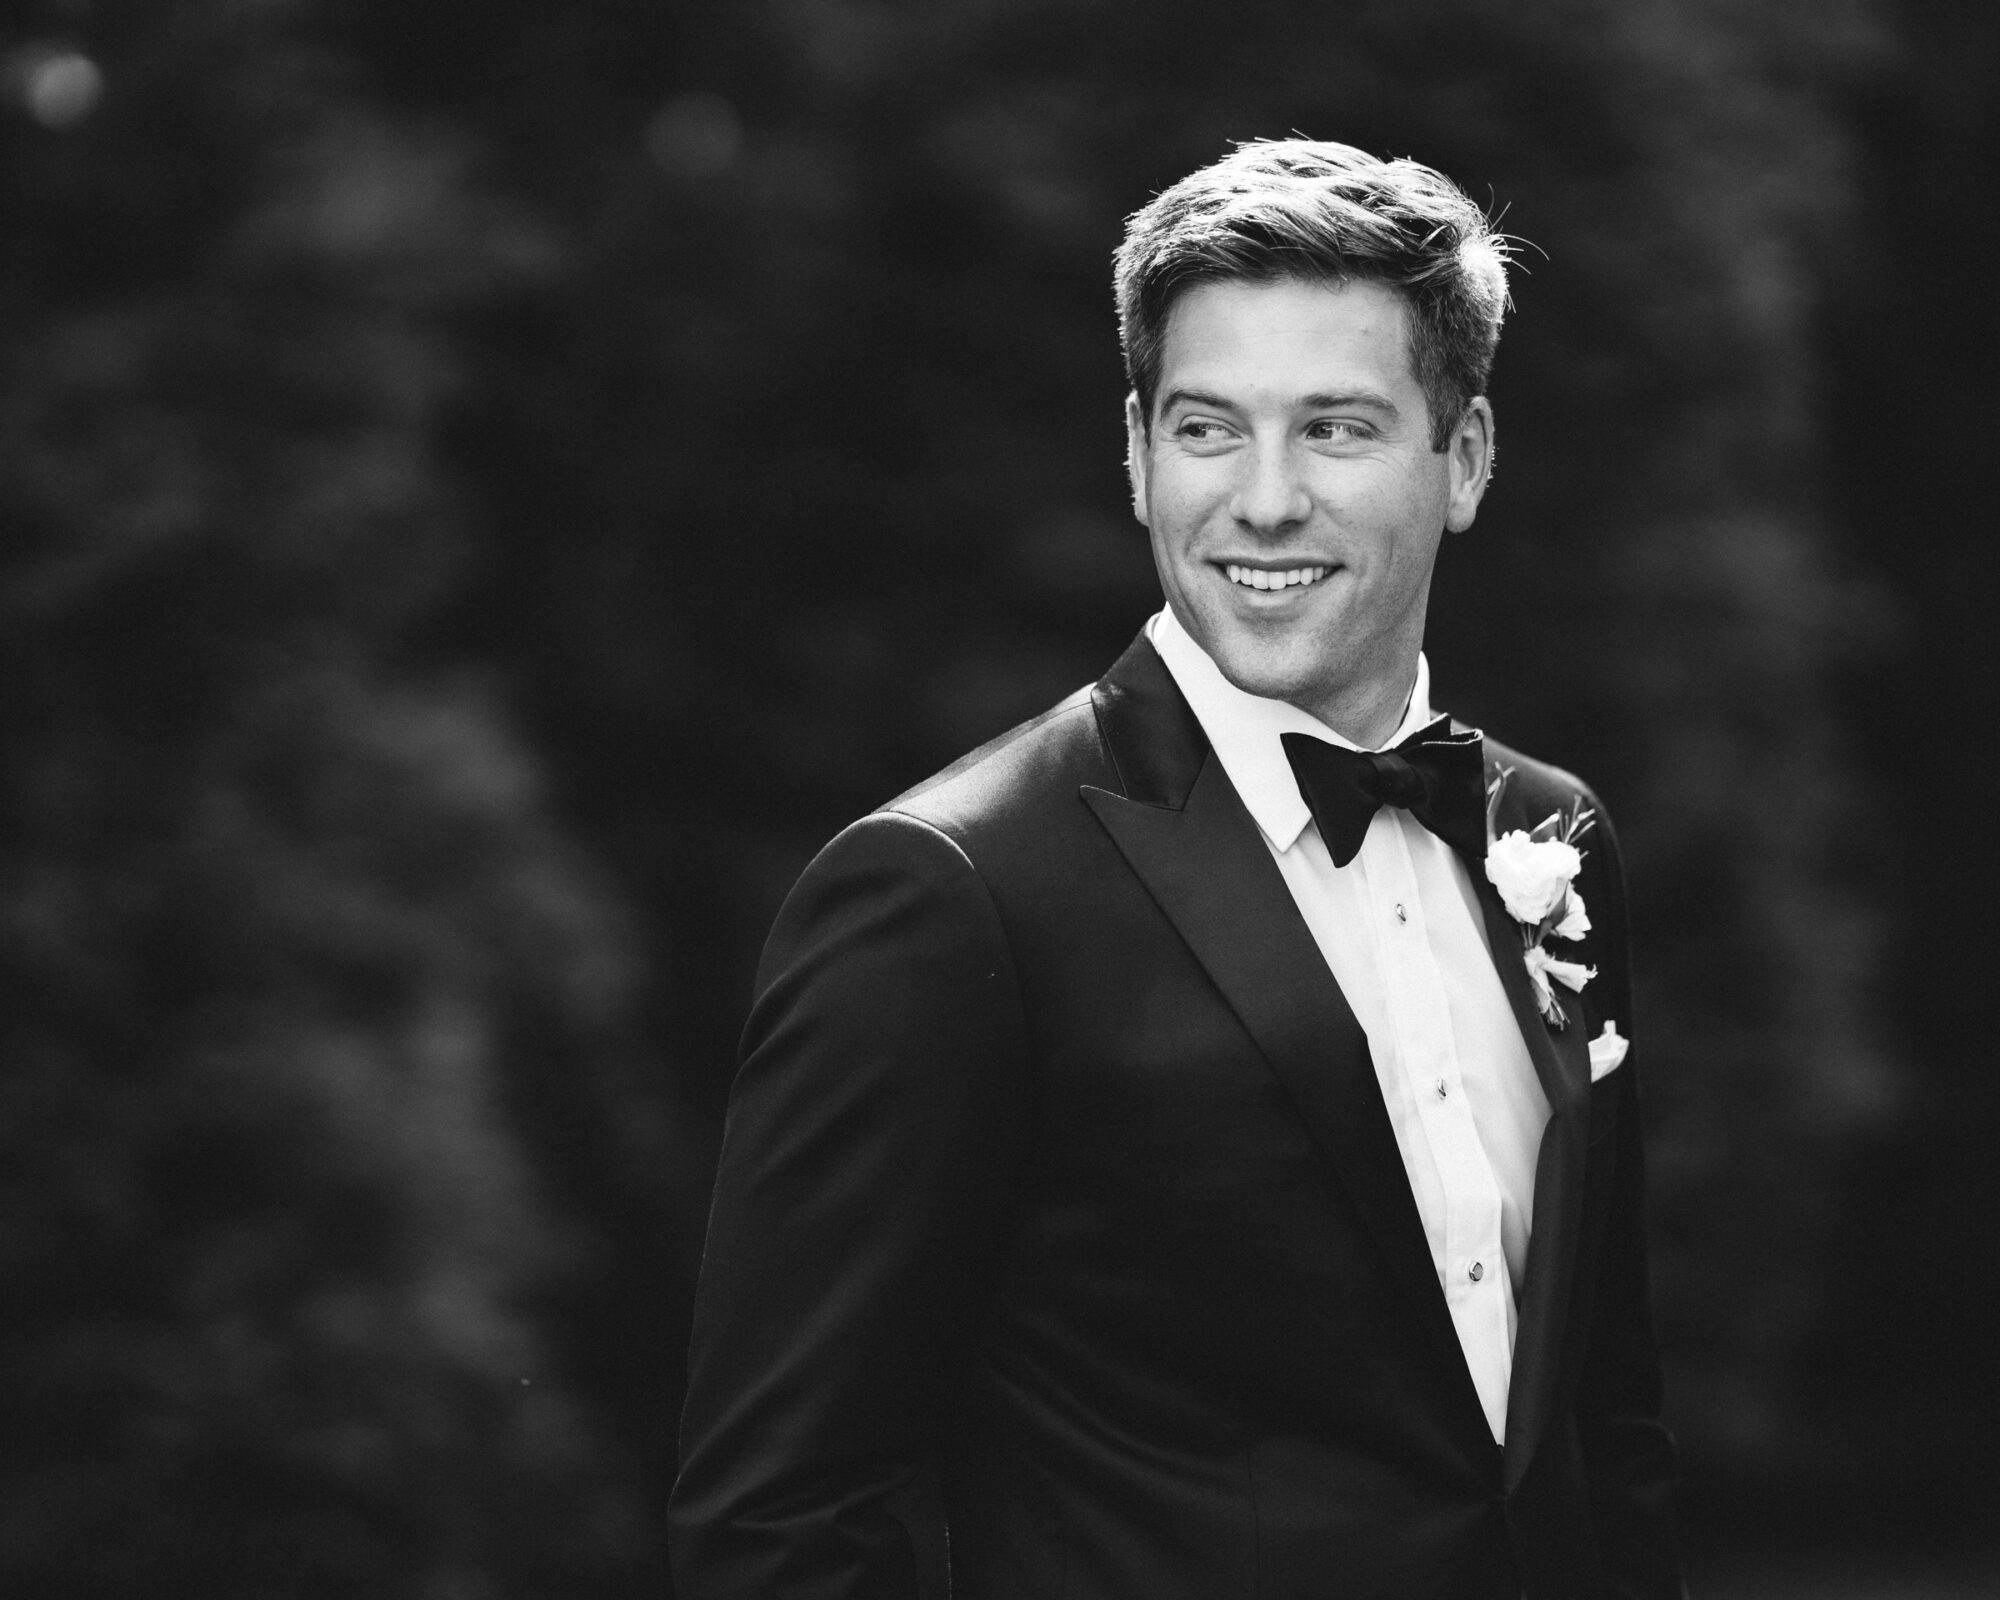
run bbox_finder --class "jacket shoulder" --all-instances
[878,682,1112,841]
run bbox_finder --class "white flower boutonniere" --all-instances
[1484,767,1597,1029]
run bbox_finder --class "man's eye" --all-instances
[1175,419,1231,443]
[1306,419,1369,442]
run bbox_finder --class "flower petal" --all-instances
[1552,889,1591,942]
[1523,942,1596,997]
[1545,954,1596,993]
[1486,832,1584,924]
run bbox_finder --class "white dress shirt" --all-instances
[1149,607,1550,1444]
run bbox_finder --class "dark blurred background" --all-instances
[2,0,1994,1594]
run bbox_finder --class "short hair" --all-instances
[1114,139,1512,450]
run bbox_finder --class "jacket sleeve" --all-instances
[668,809,1031,1600]
[1571,796,1687,1599]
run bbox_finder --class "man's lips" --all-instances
[1215,561,1333,592]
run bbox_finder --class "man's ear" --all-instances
[1124,391,1152,527]
[1444,396,1494,534]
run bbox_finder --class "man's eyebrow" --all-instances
[1156,387,1403,418]
[1300,390,1402,417]
[1156,387,1239,415]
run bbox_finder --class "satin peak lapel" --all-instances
[1477,779,1592,1490]
[1079,639,1470,1381]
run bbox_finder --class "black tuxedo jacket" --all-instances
[670,631,1682,1599]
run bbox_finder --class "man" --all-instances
[670,139,1683,1599]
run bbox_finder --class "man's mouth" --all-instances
[1222,563,1331,591]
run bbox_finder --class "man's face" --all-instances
[1126,276,1492,742]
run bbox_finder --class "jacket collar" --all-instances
[1478,763,1596,1487]
[1086,625,1210,811]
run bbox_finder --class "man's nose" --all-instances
[1228,439,1312,535]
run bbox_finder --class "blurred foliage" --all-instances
[0,0,1993,1593]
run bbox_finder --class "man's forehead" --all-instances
[1154,277,1418,397]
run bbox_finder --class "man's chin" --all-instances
[1208,649,1328,713]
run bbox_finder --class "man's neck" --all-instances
[1294,671,1420,752]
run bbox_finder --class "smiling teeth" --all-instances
[1225,564,1329,590]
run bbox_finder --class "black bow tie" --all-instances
[1280,717,1488,869]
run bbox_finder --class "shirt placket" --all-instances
[1366,813,1513,1440]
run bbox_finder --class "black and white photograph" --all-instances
[1,2,1992,1596]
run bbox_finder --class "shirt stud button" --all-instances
[1435,1079,1448,1100]
[1394,903,1408,923]
[1468,1260,1484,1283]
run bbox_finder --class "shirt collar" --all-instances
[1147,605,1437,853]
